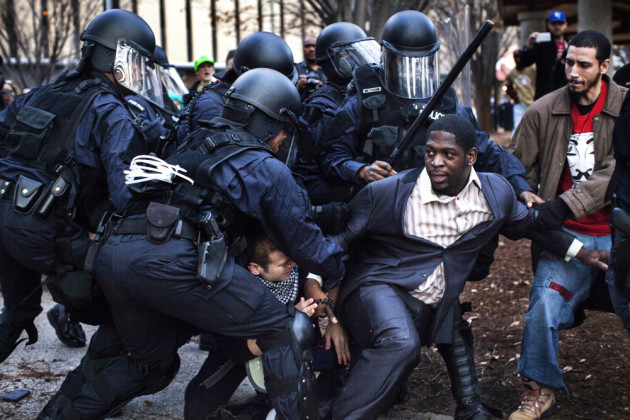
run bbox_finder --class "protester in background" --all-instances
[295,35,327,100]
[505,49,536,132]
[613,61,630,88]
[189,56,215,93]
[509,30,629,420]
[519,10,569,100]
[225,49,236,71]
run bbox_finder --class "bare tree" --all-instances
[0,0,101,89]
[286,0,431,37]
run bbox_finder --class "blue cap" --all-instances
[549,11,566,24]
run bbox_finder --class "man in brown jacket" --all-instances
[509,30,630,420]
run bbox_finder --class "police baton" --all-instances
[388,19,495,167]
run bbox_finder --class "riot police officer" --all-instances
[295,22,381,205]
[318,11,534,420]
[0,9,157,364]
[44,68,344,420]
[175,31,298,143]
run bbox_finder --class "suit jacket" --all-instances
[335,168,574,343]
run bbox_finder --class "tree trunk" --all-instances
[474,86,493,131]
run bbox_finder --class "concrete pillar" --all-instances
[516,11,548,48]
[578,0,612,74]
[578,0,612,41]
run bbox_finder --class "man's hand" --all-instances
[295,297,317,317]
[528,32,539,47]
[358,161,397,183]
[576,247,609,270]
[304,279,338,323]
[296,75,308,92]
[325,321,350,365]
[519,191,545,208]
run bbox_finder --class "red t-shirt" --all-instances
[558,80,611,236]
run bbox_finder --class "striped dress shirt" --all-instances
[404,168,494,305]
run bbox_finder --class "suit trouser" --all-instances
[333,283,435,420]
[62,232,302,420]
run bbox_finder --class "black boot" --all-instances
[438,304,502,420]
[47,304,87,348]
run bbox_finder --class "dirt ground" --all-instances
[399,237,630,419]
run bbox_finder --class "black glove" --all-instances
[536,198,573,230]
[312,202,350,234]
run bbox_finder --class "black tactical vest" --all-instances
[6,72,118,174]
[5,72,134,230]
[155,122,274,260]
[350,64,458,170]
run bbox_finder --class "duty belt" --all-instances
[112,217,200,242]
[0,179,13,199]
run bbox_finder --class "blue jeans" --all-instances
[605,232,630,334]
[517,228,610,389]
[512,103,527,133]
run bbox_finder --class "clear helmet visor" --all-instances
[328,39,381,78]
[114,40,164,107]
[271,109,300,170]
[381,47,439,99]
[159,66,188,110]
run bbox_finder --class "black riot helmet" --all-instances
[79,10,163,106]
[154,45,171,68]
[80,9,155,73]
[380,10,440,99]
[315,22,380,80]
[231,32,298,84]
[223,68,301,167]
[154,46,188,113]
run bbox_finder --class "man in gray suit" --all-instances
[304,114,609,420]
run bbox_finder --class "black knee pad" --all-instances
[127,354,181,394]
[258,311,316,363]
[257,311,318,420]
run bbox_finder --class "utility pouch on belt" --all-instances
[610,207,630,237]
[13,175,44,213]
[145,202,180,244]
[197,209,227,286]
[34,175,70,219]
[363,125,398,158]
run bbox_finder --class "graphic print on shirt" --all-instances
[567,132,594,184]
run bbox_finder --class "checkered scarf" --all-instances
[258,266,299,304]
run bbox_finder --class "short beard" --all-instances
[568,72,602,103]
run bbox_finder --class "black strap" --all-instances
[112,217,199,241]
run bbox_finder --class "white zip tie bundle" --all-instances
[124,155,194,185]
